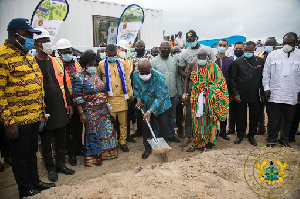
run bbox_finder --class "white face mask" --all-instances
[283,44,293,53]
[118,51,126,59]
[139,73,152,81]
[40,42,53,55]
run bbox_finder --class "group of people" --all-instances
[0,18,299,198]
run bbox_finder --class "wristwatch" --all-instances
[147,110,151,114]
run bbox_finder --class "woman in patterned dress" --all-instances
[183,48,229,152]
[72,50,118,166]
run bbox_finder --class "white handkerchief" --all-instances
[196,91,205,117]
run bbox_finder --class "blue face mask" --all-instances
[244,53,254,58]
[17,35,34,52]
[62,54,73,62]
[86,66,97,74]
[217,47,226,54]
[234,49,244,57]
[188,41,198,48]
[108,56,118,63]
[264,46,273,53]
[100,52,106,60]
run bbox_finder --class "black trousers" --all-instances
[176,102,183,137]
[0,125,10,158]
[257,101,265,131]
[66,108,83,156]
[267,102,297,144]
[40,126,66,170]
[289,104,300,140]
[236,102,260,138]
[9,122,40,194]
[143,111,168,148]
[220,118,228,134]
[127,100,136,136]
[135,108,143,135]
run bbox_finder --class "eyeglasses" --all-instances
[139,71,151,75]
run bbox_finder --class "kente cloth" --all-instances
[190,61,229,148]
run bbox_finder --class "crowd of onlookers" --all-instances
[0,18,299,198]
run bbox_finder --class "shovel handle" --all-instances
[135,105,158,143]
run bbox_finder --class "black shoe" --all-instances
[244,133,248,138]
[266,143,275,147]
[19,188,40,198]
[289,137,296,142]
[206,143,214,149]
[69,155,77,166]
[4,157,11,166]
[168,136,181,143]
[0,164,4,172]
[120,144,130,152]
[56,166,75,175]
[234,137,243,144]
[132,130,142,138]
[279,142,290,148]
[126,135,136,143]
[219,133,230,140]
[35,181,56,191]
[48,170,58,182]
[248,137,257,146]
[142,147,152,159]
[226,129,235,135]
[296,131,300,135]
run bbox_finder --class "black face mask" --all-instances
[234,49,244,57]
[161,50,170,58]
[136,48,145,56]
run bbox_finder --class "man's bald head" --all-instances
[138,58,151,72]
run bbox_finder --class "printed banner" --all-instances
[31,0,69,41]
[107,22,118,45]
[117,4,144,47]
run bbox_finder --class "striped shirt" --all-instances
[0,40,45,126]
[133,68,171,116]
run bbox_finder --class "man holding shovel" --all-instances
[132,59,171,159]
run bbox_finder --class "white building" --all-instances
[0,0,163,50]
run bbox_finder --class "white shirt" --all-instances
[175,37,186,48]
[262,48,300,105]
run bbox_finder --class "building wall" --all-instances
[0,0,163,49]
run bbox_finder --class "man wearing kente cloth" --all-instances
[97,44,133,152]
[183,48,229,152]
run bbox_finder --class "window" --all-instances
[93,15,119,47]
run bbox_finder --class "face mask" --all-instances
[197,59,207,66]
[100,52,106,60]
[118,51,126,59]
[16,35,34,52]
[62,54,73,62]
[217,47,226,54]
[244,53,254,58]
[31,49,37,56]
[264,46,273,53]
[234,49,244,57]
[283,44,293,53]
[139,73,152,81]
[188,41,198,48]
[136,48,145,56]
[161,50,170,58]
[86,66,97,74]
[40,42,53,55]
[108,56,118,63]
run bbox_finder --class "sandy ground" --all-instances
[1,130,300,199]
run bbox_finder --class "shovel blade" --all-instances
[147,137,170,149]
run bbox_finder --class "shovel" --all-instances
[136,105,172,153]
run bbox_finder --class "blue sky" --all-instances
[103,0,300,43]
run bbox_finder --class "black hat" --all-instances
[7,18,42,33]
[186,30,197,40]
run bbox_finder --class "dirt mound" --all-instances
[32,148,300,199]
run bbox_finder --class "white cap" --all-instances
[117,40,129,50]
[56,38,73,50]
[33,28,50,40]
